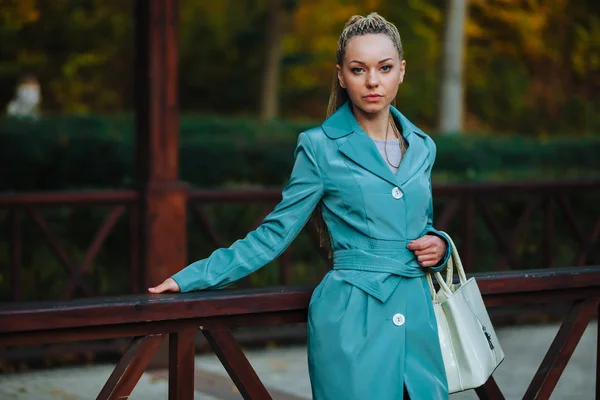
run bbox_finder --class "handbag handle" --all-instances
[426,233,468,302]
[445,234,467,284]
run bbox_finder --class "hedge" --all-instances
[1,115,599,192]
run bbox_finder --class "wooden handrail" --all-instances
[2,179,596,206]
[0,190,139,206]
[0,287,312,334]
[186,180,600,201]
[1,267,599,334]
[0,267,599,400]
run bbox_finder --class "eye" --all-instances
[381,65,392,72]
[351,67,364,74]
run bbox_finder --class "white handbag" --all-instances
[426,235,505,394]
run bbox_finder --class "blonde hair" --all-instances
[326,12,404,117]
[315,13,405,257]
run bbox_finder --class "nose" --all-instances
[366,70,379,88]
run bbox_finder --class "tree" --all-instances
[438,0,467,134]
[259,0,286,121]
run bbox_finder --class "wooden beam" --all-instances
[523,299,598,399]
[134,0,187,289]
[169,329,196,400]
[2,268,600,333]
[203,329,273,399]
[474,377,505,399]
[9,211,22,301]
[596,303,600,400]
[97,334,165,400]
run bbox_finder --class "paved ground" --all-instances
[0,322,596,399]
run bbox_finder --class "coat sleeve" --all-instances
[171,132,324,292]
[423,137,452,273]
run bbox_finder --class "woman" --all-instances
[150,12,451,400]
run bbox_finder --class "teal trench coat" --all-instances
[172,101,452,400]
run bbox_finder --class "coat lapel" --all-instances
[322,102,399,187]
[321,102,430,187]
[338,129,399,187]
[390,107,430,186]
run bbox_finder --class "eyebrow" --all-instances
[349,58,394,65]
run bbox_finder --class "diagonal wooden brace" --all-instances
[97,334,165,400]
[203,329,272,400]
[523,298,599,399]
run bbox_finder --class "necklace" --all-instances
[383,115,406,169]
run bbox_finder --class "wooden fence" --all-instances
[1,267,599,399]
[2,180,599,301]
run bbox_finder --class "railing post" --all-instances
[9,210,22,301]
[596,301,599,400]
[462,194,475,271]
[134,0,188,289]
[279,248,292,285]
[542,196,554,269]
[130,204,141,294]
[169,328,196,400]
[474,377,505,399]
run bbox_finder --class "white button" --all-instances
[392,187,403,199]
[393,313,405,326]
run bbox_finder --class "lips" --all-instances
[364,94,383,102]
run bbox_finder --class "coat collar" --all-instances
[321,101,430,187]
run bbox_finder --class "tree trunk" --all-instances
[438,0,468,134]
[260,0,285,121]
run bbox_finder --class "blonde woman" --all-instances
[150,13,451,399]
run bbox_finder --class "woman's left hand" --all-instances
[407,235,446,267]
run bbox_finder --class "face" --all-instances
[17,82,41,105]
[337,33,405,115]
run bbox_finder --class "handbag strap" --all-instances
[427,268,454,301]
[426,233,468,302]
[442,237,454,286]
[445,234,467,284]
[426,272,437,299]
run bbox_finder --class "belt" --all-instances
[333,248,424,278]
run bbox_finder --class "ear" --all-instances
[399,60,406,84]
[336,64,346,89]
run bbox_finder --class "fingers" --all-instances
[147,284,166,294]
[417,254,438,263]
[419,259,439,267]
[407,236,433,251]
[414,248,436,256]
[148,278,180,294]
[408,235,446,267]
[417,254,439,267]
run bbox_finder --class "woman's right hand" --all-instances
[148,277,180,294]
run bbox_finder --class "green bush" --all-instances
[1,115,599,192]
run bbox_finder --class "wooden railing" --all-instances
[431,180,600,271]
[0,190,141,301]
[188,188,330,287]
[1,267,599,399]
[2,180,599,301]
[188,180,600,276]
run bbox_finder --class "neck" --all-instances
[351,103,391,141]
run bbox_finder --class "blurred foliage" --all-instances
[1,115,599,194]
[0,0,134,113]
[0,0,599,135]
